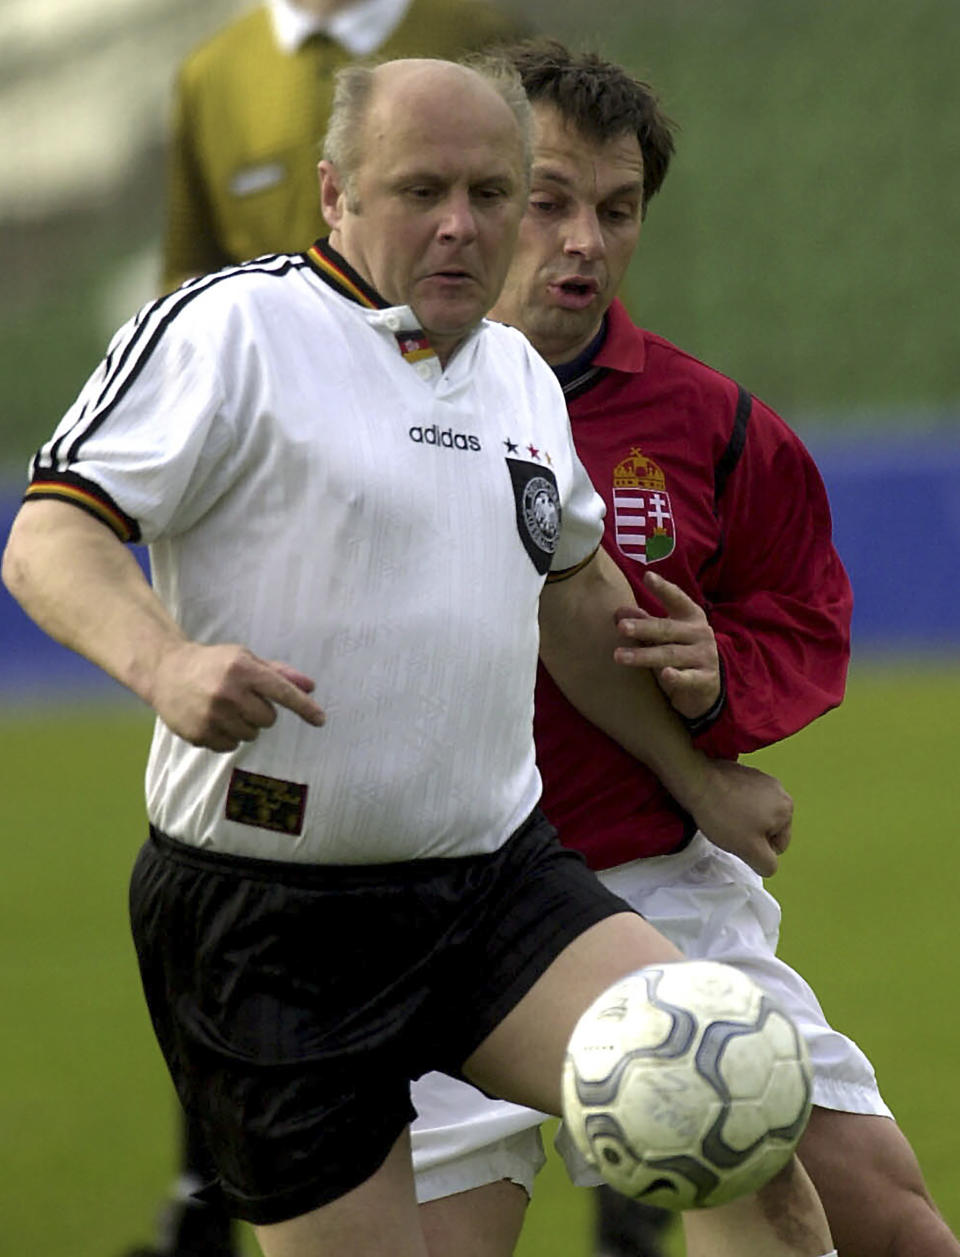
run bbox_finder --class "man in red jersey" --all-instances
[410,40,960,1257]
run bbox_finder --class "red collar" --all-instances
[592,298,647,375]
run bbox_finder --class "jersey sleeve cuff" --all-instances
[544,544,599,585]
[23,470,141,543]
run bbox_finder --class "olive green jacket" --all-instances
[161,0,529,291]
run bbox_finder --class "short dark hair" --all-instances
[502,40,676,213]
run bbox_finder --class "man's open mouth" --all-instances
[557,278,597,296]
[549,277,600,308]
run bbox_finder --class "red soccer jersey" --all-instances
[535,300,852,869]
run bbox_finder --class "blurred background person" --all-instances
[161,0,532,291]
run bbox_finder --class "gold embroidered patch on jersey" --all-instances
[225,769,307,835]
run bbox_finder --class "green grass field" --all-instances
[2,662,958,1255]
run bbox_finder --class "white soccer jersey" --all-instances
[27,241,605,863]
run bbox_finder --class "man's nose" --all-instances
[563,207,605,259]
[437,191,478,243]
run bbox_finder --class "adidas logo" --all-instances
[408,424,482,452]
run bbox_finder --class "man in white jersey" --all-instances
[3,58,830,1257]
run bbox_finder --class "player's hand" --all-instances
[150,642,325,751]
[686,759,793,877]
[613,571,721,720]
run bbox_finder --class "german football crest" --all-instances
[505,458,561,575]
[613,448,675,565]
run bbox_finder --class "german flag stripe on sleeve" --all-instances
[23,473,141,543]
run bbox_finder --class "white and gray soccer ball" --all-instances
[561,960,813,1210]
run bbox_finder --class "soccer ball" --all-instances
[561,960,812,1210]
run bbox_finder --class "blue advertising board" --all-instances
[805,431,960,654]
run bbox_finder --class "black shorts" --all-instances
[128,809,632,1225]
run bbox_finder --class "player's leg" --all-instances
[463,911,681,1114]
[413,1080,547,1257]
[418,1145,834,1257]
[442,909,681,1255]
[253,1128,429,1257]
[682,1156,833,1257]
[413,1081,545,1257]
[554,1104,834,1257]
[129,835,442,1257]
[462,912,834,1256]
[593,1186,674,1257]
[412,1072,546,1257]
[595,837,942,1256]
[420,1180,529,1257]
[798,1107,960,1256]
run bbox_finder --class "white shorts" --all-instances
[411,832,892,1203]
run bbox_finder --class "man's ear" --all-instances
[318,160,345,230]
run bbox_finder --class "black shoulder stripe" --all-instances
[48,285,201,470]
[713,384,752,504]
[64,256,307,465]
[697,385,753,579]
[43,255,308,471]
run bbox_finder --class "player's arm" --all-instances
[613,570,722,720]
[616,402,851,755]
[538,546,791,876]
[1,500,325,750]
[690,407,852,756]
